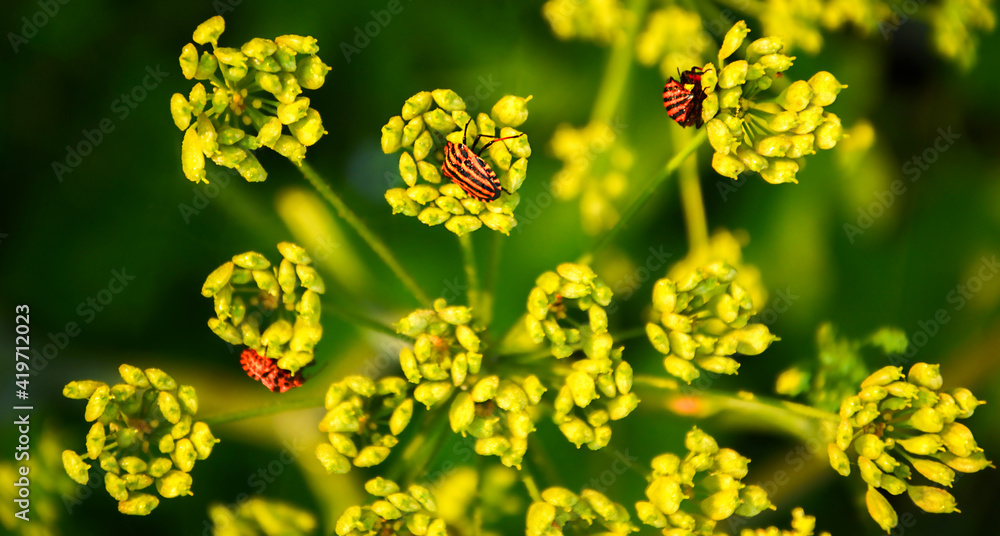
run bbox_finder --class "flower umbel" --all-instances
[334,478,448,536]
[316,376,412,474]
[208,498,317,536]
[527,487,638,535]
[636,427,775,532]
[525,263,639,449]
[202,242,325,375]
[381,91,532,236]
[647,261,778,384]
[61,365,218,515]
[828,362,992,532]
[396,299,543,468]
[549,121,633,235]
[701,22,847,184]
[171,16,330,183]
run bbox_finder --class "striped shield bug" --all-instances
[663,66,707,128]
[240,348,305,393]
[441,119,524,202]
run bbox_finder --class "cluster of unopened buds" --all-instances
[646,261,778,384]
[171,16,330,183]
[315,375,412,474]
[381,91,532,236]
[61,365,218,515]
[828,362,991,532]
[661,22,846,185]
[201,242,324,381]
[335,477,447,536]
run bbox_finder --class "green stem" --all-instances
[582,129,708,262]
[483,231,503,327]
[459,233,481,315]
[521,473,543,503]
[201,395,323,426]
[296,160,432,306]
[590,0,650,124]
[675,130,709,253]
[632,374,838,440]
[321,300,409,342]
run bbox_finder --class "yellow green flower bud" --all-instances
[759,158,799,185]
[758,53,795,73]
[413,130,434,161]
[414,381,453,409]
[171,438,197,472]
[777,81,813,112]
[828,444,851,476]
[854,434,885,460]
[718,21,749,61]
[431,89,465,112]
[316,443,351,474]
[858,456,883,487]
[807,71,846,107]
[908,485,959,513]
[897,434,945,455]
[785,134,815,158]
[559,417,594,448]
[402,91,433,121]
[192,16,224,45]
[478,212,516,235]
[354,446,391,467]
[445,215,482,236]
[381,116,404,154]
[63,380,107,399]
[707,118,735,155]
[181,126,207,183]
[527,501,557,535]
[179,43,199,79]
[815,113,843,150]
[908,363,943,390]
[105,472,128,501]
[718,60,749,89]
[940,422,979,457]
[866,485,897,532]
[746,37,784,62]
[157,391,182,424]
[118,493,160,516]
[155,470,193,499]
[712,151,745,179]
[492,95,532,128]
[295,55,329,90]
[424,108,457,133]
[735,485,772,517]
[646,476,682,515]
[664,356,700,383]
[939,451,993,473]
[84,385,110,422]
[62,450,91,485]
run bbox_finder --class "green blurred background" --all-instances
[2,1,999,535]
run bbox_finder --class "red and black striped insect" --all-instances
[441,120,524,202]
[240,348,305,393]
[663,66,707,128]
